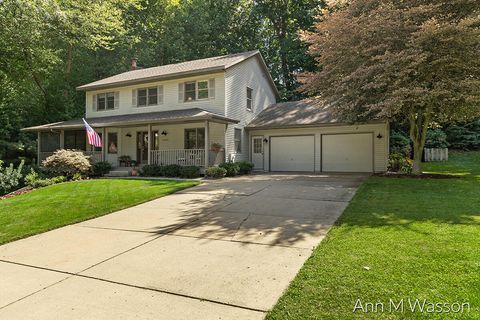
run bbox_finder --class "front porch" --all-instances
[25,109,238,171]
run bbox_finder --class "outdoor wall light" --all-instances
[125,133,132,138]
[161,130,168,136]
[377,133,383,139]
[263,138,269,143]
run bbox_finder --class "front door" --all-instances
[136,131,159,164]
[251,136,264,170]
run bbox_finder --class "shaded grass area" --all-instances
[0,179,198,245]
[268,152,480,319]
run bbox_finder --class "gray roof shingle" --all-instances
[22,108,238,131]
[77,50,271,91]
[246,99,341,129]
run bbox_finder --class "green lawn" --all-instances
[268,151,480,319]
[0,179,198,245]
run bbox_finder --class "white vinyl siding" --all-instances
[224,57,277,161]
[85,73,225,118]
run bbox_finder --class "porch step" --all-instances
[104,169,131,177]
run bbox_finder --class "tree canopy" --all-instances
[0,0,324,162]
[300,0,480,174]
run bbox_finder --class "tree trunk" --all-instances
[409,112,429,175]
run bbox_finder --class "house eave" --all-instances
[245,120,388,130]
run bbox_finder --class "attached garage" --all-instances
[246,99,389,173]
[270,136,315,172]
[321,133,373,172]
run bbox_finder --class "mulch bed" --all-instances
[0,187,33,200]
[374,172,459,179]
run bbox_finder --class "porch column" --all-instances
[204,120,209,168]
[147,124,152,165]
[102,127,106,162]
[37,132,41,165]
[60,130,64,149]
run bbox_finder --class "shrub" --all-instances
[390,130,411,156]
[425,128,448,148]
[179,166,200,178]
[388,153,413,174]
[91,161,112,177]
[237,161,254,175]
[219,161,240,177]
[0,160,24,195]
[25,168,65,189]
[141,164,164,177]
[42,149,91,178]
[445,120,480,150]
[205,166,227,179]
[163,164,181,177]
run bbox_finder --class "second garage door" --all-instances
[322,133,373,172]
[270,136,315,172]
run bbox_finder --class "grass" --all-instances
[267,151,480,319]
[0,179,198,245]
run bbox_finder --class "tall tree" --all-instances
[300,0,480,174]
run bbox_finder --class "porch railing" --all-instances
[151,149,205,167]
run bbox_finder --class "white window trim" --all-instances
[183,80,212,102]
[246,87,253,111]
[95,91,118,112]
[136,86,163,107]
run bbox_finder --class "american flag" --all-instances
[82,118,102,148]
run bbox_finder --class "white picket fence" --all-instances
[424,148,448,162]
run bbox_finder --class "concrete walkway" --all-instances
[0,173,366,319]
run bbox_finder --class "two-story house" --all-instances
[24,50,389,173]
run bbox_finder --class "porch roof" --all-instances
[22,108,238,132]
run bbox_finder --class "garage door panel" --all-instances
[270,136,314,172]
[322,133,373,172]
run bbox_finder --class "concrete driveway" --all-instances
[0,174,366,319]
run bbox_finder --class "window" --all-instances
[97,92,117,111]
[40,132,60,152]
[108,132,118,154]
[184,128,205,149]
[64,130,86,150]
[234,128,242,153]
[137,87,161,107]
[253,138,262,154]
[197,80,209,99]
[183,80,214,102]
[184,82,196,102]
[246,87,253,110]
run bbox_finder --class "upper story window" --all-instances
[134,86,163,107]
[94,92,118,111]
[246,87,253,111]
[179,79,215,102]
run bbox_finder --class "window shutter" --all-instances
[158,85,164,104]
[92,94,97,111]
[178,83,184,103]
[114,92,119,109]
[132,89,137,107]
[208,79,215,99]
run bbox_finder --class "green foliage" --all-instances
[91,161,112,177]
[42,149,91,178]
[0,160,24,195]
[163,164,181,177]
[179,166,200,179]
[237,161,254,175]
[425,129,448,149]
[445,120,480,150]
[141,164,164,177]
[205,166,227,179]
[389,130,411,156]
[388,153,413,174]
[25,168,66,189]
[219,162,240,177]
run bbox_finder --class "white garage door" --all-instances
[322,133,373,172]
[270,136,315,172]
